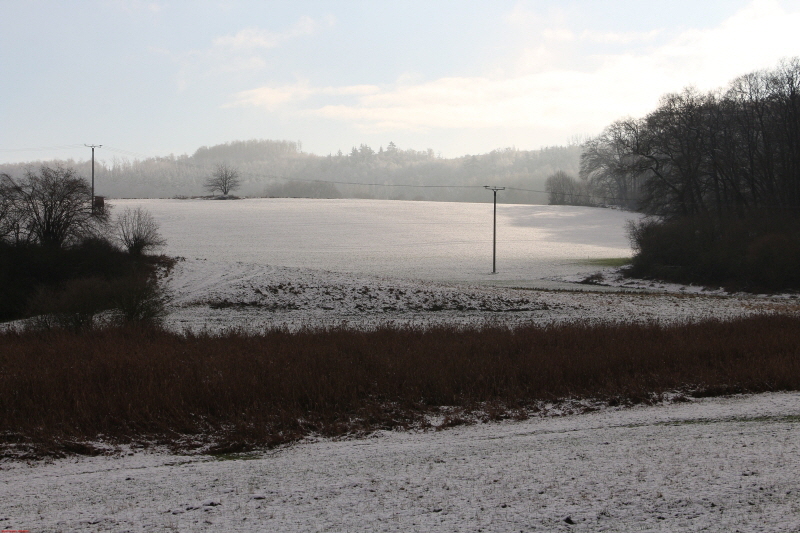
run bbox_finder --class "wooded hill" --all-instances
[0,141,580,204]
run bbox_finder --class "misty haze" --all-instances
[2,2,800,532]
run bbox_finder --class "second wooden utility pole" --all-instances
[484,185,505,274]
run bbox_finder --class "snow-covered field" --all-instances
[4,392,799,532]
[162,258,800,333]
[114,198,799,332]
[5,199,799,532]
[118,198,638,286]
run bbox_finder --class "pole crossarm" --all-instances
[484,186,505,274]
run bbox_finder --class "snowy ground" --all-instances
[6,199,799,531]
[105,198,800,331]
[116,198,639,287]
[163,258,800,333]
[3,392,799,532]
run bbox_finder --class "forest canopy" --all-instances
[581,58,800,218]
[583,57,800,290]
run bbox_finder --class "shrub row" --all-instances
[0,239,170,324]
[2,315,799,456]
[627,214,800,291]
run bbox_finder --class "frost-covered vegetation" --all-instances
[3,198,799,461]
[3,197,800,532]
[4,392,798,532]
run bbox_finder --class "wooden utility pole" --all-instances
[85,144,101,213]
[484,185,505,274]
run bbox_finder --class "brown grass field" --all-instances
[2,315,799,457]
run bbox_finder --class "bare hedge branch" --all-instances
[115,206,166,256]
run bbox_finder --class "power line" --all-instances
[0,144,85,153]
[103,146,149,159]
[505,186,625,203]
[263,176,480,189]
[15,143,534,194]
[3,143,634,204]
[100,148,625,199]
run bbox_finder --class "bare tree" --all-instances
[116,206,166,256]
[111,271,169,326]
[0,173,23,243]
[546,171,594,206]
[580,119,645,209]
[204,163,241,196]
[14,165,107,247]
[583,58,800,218]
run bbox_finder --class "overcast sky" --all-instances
[2,0,799,164]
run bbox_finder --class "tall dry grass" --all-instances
[2,315,799,456]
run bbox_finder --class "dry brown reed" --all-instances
[2,315,799,456]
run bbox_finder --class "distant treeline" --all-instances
[0,141,581,204]
[581,58,800,217]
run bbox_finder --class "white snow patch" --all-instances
[3,392,799,532]
[162,257,800,333]
[113,198,639,285]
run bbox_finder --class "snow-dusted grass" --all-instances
[3,392,799,532]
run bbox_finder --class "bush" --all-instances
[627,214,800,291]
[545,170,595,206]
[23,271,169,332]
[115,207,165,256]
[0,236,171,323]
[110,272,169,327]
[0,237,127,321]
[26,277,115,332]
